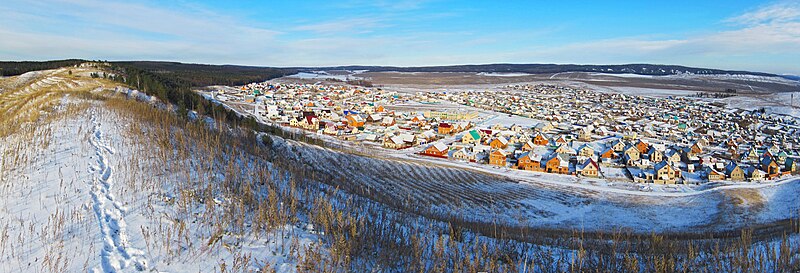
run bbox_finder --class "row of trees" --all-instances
[107,63,325,146]
[0,59,85,76]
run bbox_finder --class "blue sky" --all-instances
[1,0,799,74]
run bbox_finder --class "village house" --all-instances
[555,143,575,155]
[761,156,781,176]
[746,167,766,181]
[577,144,595,158]
[438,123,454,134]
[490,137,509,149]
[654,161,679,184]
[635,140,650,154]
[706,167,726,181]
[422,142,449,158]
[545,153,570,174]
[516,152,543,171]
[380,116,395,126]
[449,148,471,161]
[623,145,641,164]
[461,130,482,144]
[725,163,746,181]
[383,136,407,149]
[576,158,600,177]
[599,148,618,162]
[489,149,510,166]
[532,133,549,146]
[786,158,797,173]
[521,141,535,151]
[665,148,681,164]
[646,148,663,163]
[611,139,626,152]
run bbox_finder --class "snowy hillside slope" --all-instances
[275,139,800,234]
[0,68,321,272]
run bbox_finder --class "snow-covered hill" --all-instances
[1,66,799,272]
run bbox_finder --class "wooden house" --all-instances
[761,156,780,176]
[422,143,449,158]
[707,167,725,181]
[635,140,649,154]
[489,149,509,166]
[654,161,678,183]
[438,123,454,135]
[611,139,626,152]
[623,145,641,161]
[345,114,365,127]
[517,152,543,171]
[532,133,549,146]
[490,137,509,149]
[545,154,570,174]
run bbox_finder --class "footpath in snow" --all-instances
[87,111,149,272]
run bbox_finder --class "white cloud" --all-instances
[726,1,800,25]
[0,0,798,74]
[489,2,800,74]
[294,18,385,34]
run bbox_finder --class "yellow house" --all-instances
[578,144,595,158]
[749,168,766,181]
[611,139,626,152]
[461,130,481,144]
[624,145,640,161]
[707,168,725,181]
[725,163,745,181]
[654,161,677,184]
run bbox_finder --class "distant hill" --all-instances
[781,75,800,81]
[294,63,781,77]
[112,61,296,87]
[2,60,791,83]
[0,59,85,76]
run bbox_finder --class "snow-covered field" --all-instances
[720,91,800,118]
[594,86,700,98]
[286,71,365,81]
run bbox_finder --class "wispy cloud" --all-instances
[0,0,284,63]
[294,18,385,34]
[336,0,432,11]
[493,1,800,73]
[0,0,798,74]
[726,1,800,25]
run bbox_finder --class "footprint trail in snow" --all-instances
[88,111,149,272]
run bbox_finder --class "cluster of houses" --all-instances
[416,84,799,184]
[213,80,799,184]
[211,81,477,149]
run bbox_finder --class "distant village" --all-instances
[204,81,800,185]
